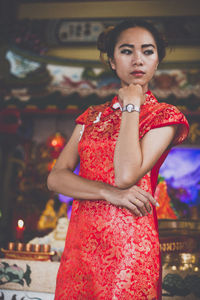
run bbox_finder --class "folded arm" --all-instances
[47,124,158,217]
[114,112,177,188]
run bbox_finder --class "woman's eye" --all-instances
[121,49,132,55]
[144,49,154,55]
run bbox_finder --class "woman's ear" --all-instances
[109,58,116,70]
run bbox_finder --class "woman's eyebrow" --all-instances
[119,43,155,49]
[119,43,133,49]
[142,44,155,49]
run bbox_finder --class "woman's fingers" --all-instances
[124,185,157,216]
[131,185,158,207]
[128,197,149,216]
[118,84,144,106]
[130,190,152,214]
[125,198,150,217]
[119,192,149,216]
[106,185,157,217]
[125,201,142,217]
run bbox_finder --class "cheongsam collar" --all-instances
[111,90,158,110]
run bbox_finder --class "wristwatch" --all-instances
[122,104,140,113]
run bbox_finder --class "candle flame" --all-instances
[18,219,24,229]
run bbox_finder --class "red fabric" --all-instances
[55,91,189,300]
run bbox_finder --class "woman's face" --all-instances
[110,26,159,92]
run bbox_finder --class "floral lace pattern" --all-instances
[55,91,189,300]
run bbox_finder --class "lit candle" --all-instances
[16,219,25,242]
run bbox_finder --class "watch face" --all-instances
[127,104,134,112]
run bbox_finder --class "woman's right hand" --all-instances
[102,185,158,217]
[118,83,144,107]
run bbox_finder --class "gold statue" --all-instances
[37,198,57,231]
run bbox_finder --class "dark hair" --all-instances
[97,19,167,63]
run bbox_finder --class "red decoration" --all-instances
[155,180,178,219]
[47,132,66,159]
[0,110,21,133]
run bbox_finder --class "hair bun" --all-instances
[97,26,115,53]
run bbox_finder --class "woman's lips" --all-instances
[130,71,145,77]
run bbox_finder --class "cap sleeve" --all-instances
[75,102,109,125]
[171,111,189,145]
[140,104,189,146]
[76,106,92,125]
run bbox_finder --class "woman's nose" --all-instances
[132,52,143,65]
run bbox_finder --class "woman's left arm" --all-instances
[114,124,177,188]
[114,85,177,188]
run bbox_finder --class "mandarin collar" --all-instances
[111,90,158,110]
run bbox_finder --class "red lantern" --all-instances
[47,132,66,159]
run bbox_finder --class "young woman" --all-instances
[48,19,189,300]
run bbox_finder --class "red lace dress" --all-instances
[55,91,189,300]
